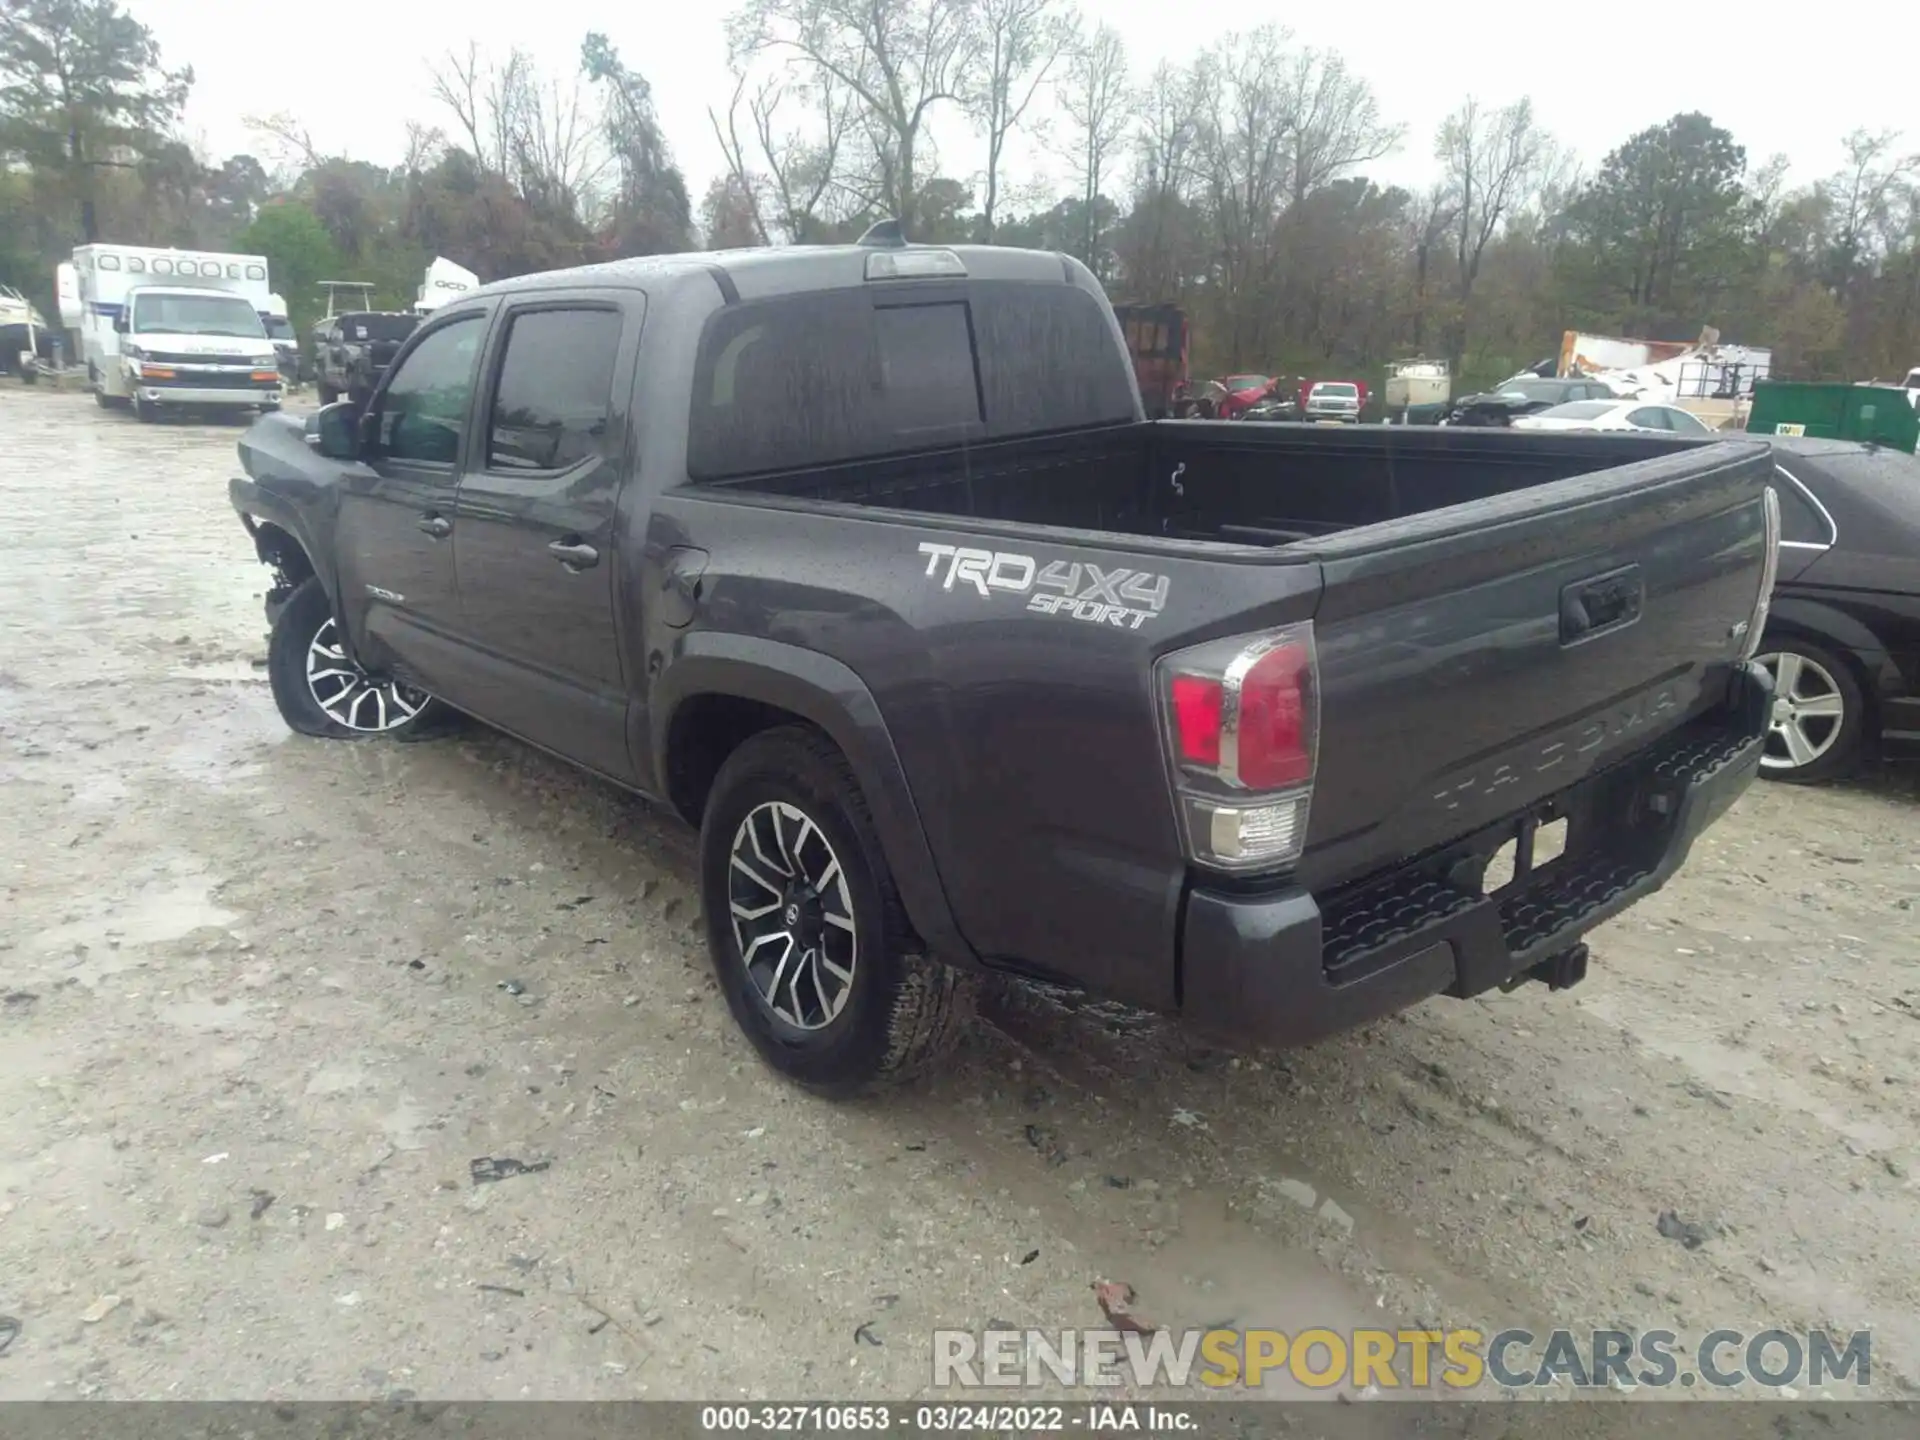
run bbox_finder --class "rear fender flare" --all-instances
[651,633,976,969]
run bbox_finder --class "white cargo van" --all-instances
[74,244,283,420]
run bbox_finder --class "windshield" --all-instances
[264,317,295,341]
[1500,379,1575,402]
[131,292,266,339]
[1313,383,1358,397]
[1536,401,1617,420]
[1226,375,1270,391]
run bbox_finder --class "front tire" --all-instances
[266,577,440,740]
[699,726,974,1096]
[1755,637,1866,783]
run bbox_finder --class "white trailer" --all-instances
[1384,358,1451,419]
[413,256,478,314]
[73,243,283,420]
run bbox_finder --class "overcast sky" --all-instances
[141,0,1911,212]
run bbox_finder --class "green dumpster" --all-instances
[1746,381,1919,453]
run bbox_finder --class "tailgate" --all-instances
[1293,439,1773,892]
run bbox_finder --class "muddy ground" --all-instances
[0,385,1916,1408]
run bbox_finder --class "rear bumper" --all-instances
[1179,662,1772,1048]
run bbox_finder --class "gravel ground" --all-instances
[1,385,1916,1408]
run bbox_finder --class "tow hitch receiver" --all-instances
[1501,941,1590,994]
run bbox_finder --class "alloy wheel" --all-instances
[727,800,858,1030]
[1756,650,1846,772]
[305,617,428,733]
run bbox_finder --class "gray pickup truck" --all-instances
[228,230,1779,1094]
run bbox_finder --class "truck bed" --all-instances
[698,420,1695,549]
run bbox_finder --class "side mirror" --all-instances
[307,401,361,460]
[112,312,129,334]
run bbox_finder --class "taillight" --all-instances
[1742,485,1781,662]
[1155,623,1319,872]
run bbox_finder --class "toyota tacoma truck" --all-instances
[226,229,1780,1095]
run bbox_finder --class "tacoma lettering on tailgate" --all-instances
[1430,682,1685,814]
[917,542,1169,630]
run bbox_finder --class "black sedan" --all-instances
[1754,437,1920,782]
[1442,377,1616,427]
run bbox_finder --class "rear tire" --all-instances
[1755,637,1866,784]
[699,726,974,1096]
[266,577,441,740]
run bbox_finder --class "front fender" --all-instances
[650,632,976,970]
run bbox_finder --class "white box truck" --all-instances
[73,244,283,420]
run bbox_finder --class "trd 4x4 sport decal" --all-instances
[917,542,1170,630]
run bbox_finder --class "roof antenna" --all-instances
[858,219,907,248]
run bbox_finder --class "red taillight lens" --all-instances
[1170,675,1223,767]
[1155,623,1319,872]
[1237,643,1311,788]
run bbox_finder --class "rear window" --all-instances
[687,282,1135,480]
[343,312,418,343]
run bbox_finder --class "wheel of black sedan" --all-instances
[698,725,975,1095]
[1754,638,1865,784]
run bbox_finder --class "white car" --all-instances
[1510,400,1713,435]
[1304,380,1362,422]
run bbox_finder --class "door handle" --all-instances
[549,539,600,570]
[417,514,452,538]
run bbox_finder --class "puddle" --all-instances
[380,1095,433,1151]
[1583,992,1901,1152]
[27,877,238,962]
[306,1062,368,1096]
[68,769,131,808]
[156,997,260,1033]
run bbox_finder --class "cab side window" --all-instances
[486,308,623,471]
[372,316,483,465]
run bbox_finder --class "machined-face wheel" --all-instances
[1757,650,1846,773]
[727,800,857,1031]
[306,617,428,734]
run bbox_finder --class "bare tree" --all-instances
[730,0,975,234]
[964,0,1069,240]
[710,67,860,244]
[243,112,323,176]
[429,44,525,176]
[1436,95,1548,354]
[708,72,774,245]
[1281,47,1400,206]
[1059,20,1129,275]
[1190,27,1295,362]
[1824,128,1920,293]
[1405,181,1458,352]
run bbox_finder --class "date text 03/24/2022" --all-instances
[699,1403,1194,1431]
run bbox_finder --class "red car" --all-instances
[1215,374,1278,420]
